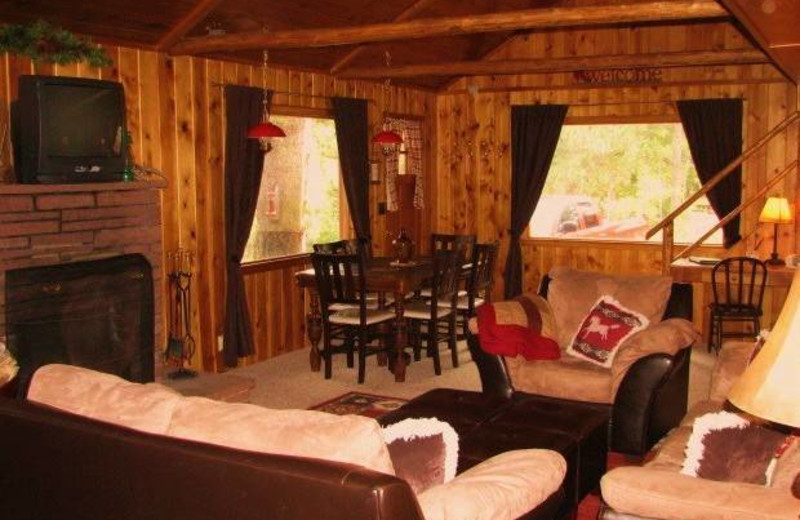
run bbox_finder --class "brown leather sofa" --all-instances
[468,274,695,456]
[0,379,564,520]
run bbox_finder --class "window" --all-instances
[243,115,341,262]
[529,123,722,244]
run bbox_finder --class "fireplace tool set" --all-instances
[165,249,197,379]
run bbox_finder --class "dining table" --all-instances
[294,257,434,382]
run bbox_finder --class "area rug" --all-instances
[310,391,408,418]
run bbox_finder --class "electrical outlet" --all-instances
[217,334,224,352]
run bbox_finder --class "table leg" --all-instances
[393,290,407,382]
[377,292,388,367]
[307,291,322,372]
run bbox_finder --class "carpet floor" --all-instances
[229,341,481,410]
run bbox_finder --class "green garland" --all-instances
[0,20,112,68]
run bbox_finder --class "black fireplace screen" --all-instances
[5,254,155,396]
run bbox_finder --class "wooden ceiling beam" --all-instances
[336,49,768,79]
[170,1,728,55]
[717,0,797,82]
[157,0,226,51]
[329,0,440,74]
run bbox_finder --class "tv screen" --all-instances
[12,75,127,184]
[42,84,124,159]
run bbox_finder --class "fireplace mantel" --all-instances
[0,179,166,376]
[0,179,167,195]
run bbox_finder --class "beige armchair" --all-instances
[468,267,700,455]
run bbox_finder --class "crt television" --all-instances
[11,75,127,184]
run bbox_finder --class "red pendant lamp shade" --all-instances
[372,130,403,145]
[248,121,286,139]
[248,49,286,141]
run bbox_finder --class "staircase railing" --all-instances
[646,111,800,273]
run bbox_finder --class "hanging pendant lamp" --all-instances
[248,120,286,138]
[248,49,285,143]
[371,51,403,148]
[372,129,403,145]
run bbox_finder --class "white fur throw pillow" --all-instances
[382,417,459,494]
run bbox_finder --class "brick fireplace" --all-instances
[0,180,166,376]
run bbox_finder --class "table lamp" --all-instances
[729,268,800,497]
[759,196,793,266]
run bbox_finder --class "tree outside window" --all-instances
[529,123,722,244]
[243,115,341,262]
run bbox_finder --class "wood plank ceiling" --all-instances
[719,0,800,82]
[0,0,794,88]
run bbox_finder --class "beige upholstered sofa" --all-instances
[8,364,566,520]
[600,340,800,520]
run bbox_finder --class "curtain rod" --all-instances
[210,82,378,105]
[558,97,746,109]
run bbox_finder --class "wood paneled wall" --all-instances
[0,46,435,372]
[435,22,799,334]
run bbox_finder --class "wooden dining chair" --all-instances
[458,241,499,335]
[405,249,463,375]
[420,233,476,298]
[310,252,394,383]
[313,238,385,308]
[708,256,768,353]
[313,237,371,260]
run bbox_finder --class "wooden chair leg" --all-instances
[753,316,761,338]
[323,331,333,380]
[346,330,355,368]
[412,321,422,361]
[706,314,715,354]
[461,310,470,338]
[430,319,442,375]
[449,314,459,368]
[357,328,367,384]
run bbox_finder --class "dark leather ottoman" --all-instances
[379,388,609,520]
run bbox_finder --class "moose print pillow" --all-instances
[566,295,649,368]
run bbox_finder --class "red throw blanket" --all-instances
[476,301,560,360]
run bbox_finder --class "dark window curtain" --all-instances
[222,86,268,367]
[677,99,743,247]
[504,104,568,299]
[332,97,370,241]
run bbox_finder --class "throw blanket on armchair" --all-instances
[476,295,560,360]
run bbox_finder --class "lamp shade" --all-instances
[759,196,792,224]
[372,130,403,145]
[247,121,286,139]
[728,268,800,427]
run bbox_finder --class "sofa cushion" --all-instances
[382,417,459,495]
[601,466,800,520]
[27,364,181,435]
[418,449,566,520]
[566,295,649,368]
[27,364,396,476]
[547,267,672,349]
[166,396,395,475]
[648,424,693,471]
[505,355,613,404]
